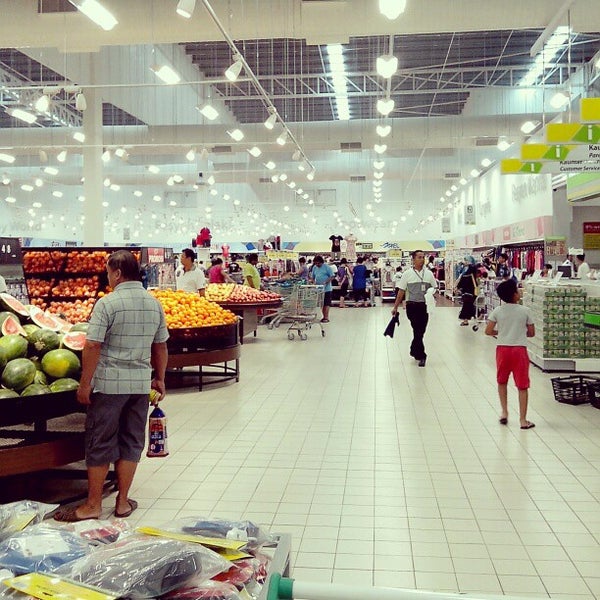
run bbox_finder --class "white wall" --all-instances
[570,204,600,267]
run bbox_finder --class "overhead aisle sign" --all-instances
[501,158,600,174]
[546,123,600,144]
[580,98,600,123]
[521,143,600,162]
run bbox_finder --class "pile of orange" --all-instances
[149,289,237,329]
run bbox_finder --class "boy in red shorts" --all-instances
[485,279,536,429]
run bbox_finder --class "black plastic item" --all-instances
[588,382,600,409]
[0,390,82,430]
[383,313,399,338]
[551,376,600,405]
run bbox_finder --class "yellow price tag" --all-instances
[4,573,115,600]
[136,526,246,551]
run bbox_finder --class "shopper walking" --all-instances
[351,256,368,307]
[176,248,206,296]
[208,257,233,284]
[455,264,478,325]
[54,250,169,522]
[242,253,261,289]
[485,279,535,429]
[336,258,351,308]
[391,250,437,367]
[309,255,335,322]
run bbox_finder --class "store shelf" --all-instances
[529,351,600,373]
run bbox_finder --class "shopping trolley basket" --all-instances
[261,279,304,328]
[285,284,325,340]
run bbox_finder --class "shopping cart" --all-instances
[285,284,325,340]
[471,294,487,331]
[260,279,303,328]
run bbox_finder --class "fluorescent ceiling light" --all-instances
[326,44,351,121]
[103,178,111,187]
[270,175,278,183]
[520,26,570,86]
[374,144,387,154]
[115,147,126,158]
[134,190,143,197]
[176,0,196,18]
[306,171,315,181]
[167,176,175,186]
[206,175,215,185]
[379,0,407,20]
[7,107,37,124]
[247,146,262,157]
[173,175,184,183]
[209,189,218,196]
[110,183,120,191]
[460,177,467,185]
[497,138,512,152]
[0,153,15,164]
[377,98,395,116]
[376,54,398,78]
[264,161,276,170]
[52,190,63,198]
[224,55,243,82]
[32,202,42,208]
[57,150,67,163]
[481,158,492,168]
[185,148,196,161]
[35,178,43,187]
[73,132,85,142]
[34,94,50,112]
[264,111,277,130]
[374,172,384,179]
[101,149,111,162]
[4,196,16,203]
[75,92,87,111]
[520,120,539,134]
[68,0,117,30]
[153,195,161,201]
[148,165,160,174]
[21,184,34,192]
[227,129,244,142]
[550,91,570,109]
[197,104,218,120]
[151,64,181,85]
[279,173,288,181]
[44,166,59,175]
[470,168,481,178]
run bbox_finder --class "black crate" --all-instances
[167,322,238,354]
[551,376,600,405]
[588,382,600,409]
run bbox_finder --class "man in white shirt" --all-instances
[575,254,591,280]
[391,250,437,367]
[175,248,206,295]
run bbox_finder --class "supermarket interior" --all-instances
[1,1,600,599]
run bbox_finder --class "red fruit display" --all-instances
[205,284,281,304]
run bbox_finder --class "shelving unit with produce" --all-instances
[0,237,28,304]
[524,281,600,372]
[22,247,141,323]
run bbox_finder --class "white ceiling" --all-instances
[0,0,599,245]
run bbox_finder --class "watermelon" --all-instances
[70,322,90,333]
[41,349,81,379]
[49,378,79,393]
[0,293,29,319]
[1,358,37,391]
[0,346,7,371]
[61,331,86,352]
[0,334,29,361]
[33,370,48,385]
[29,307,62,331]
[21,383,52,396]
[0,389,19,399]
[22,323,41,341]
[0,311,16,327]
[29,328,61,355]
[51,315,73,334]
[1,314,26,337]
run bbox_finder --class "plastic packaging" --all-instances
[177,518,273,550]
[163,579,243,600]
[55,534,230,598]
[52,518,132,546]
[147,402,169,457]
[0,523,92,574]
[0,501,59,542]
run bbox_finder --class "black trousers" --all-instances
[406,301,429,360]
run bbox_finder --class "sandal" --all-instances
[54,505,100,523]
[115,499,138,518]
[520,422,535,430]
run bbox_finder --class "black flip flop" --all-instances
[115,499,138,518]
[520,422,535,430]
[499,417,508,425]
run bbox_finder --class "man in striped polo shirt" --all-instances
[391,250,437,367]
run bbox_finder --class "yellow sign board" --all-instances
[546,123,600,144]
[581,98,600,123]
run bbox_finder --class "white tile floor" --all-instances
[110,304,600,598]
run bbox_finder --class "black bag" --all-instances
[383,313,400,338]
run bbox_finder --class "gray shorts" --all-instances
[85,392,149,466]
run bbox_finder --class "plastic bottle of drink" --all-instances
[147,399,169,458]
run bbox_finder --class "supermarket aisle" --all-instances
[123,305,600,598]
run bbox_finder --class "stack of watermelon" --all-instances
[0,292,87,399]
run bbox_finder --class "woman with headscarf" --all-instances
[455,264,478,326]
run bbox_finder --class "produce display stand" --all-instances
[166,320,241,391]
[217,300,283,342]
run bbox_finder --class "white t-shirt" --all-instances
[176,266,206,293]
[576,262,590,280]
[488,303,534,347]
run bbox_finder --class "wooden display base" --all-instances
[166,345,241,391]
